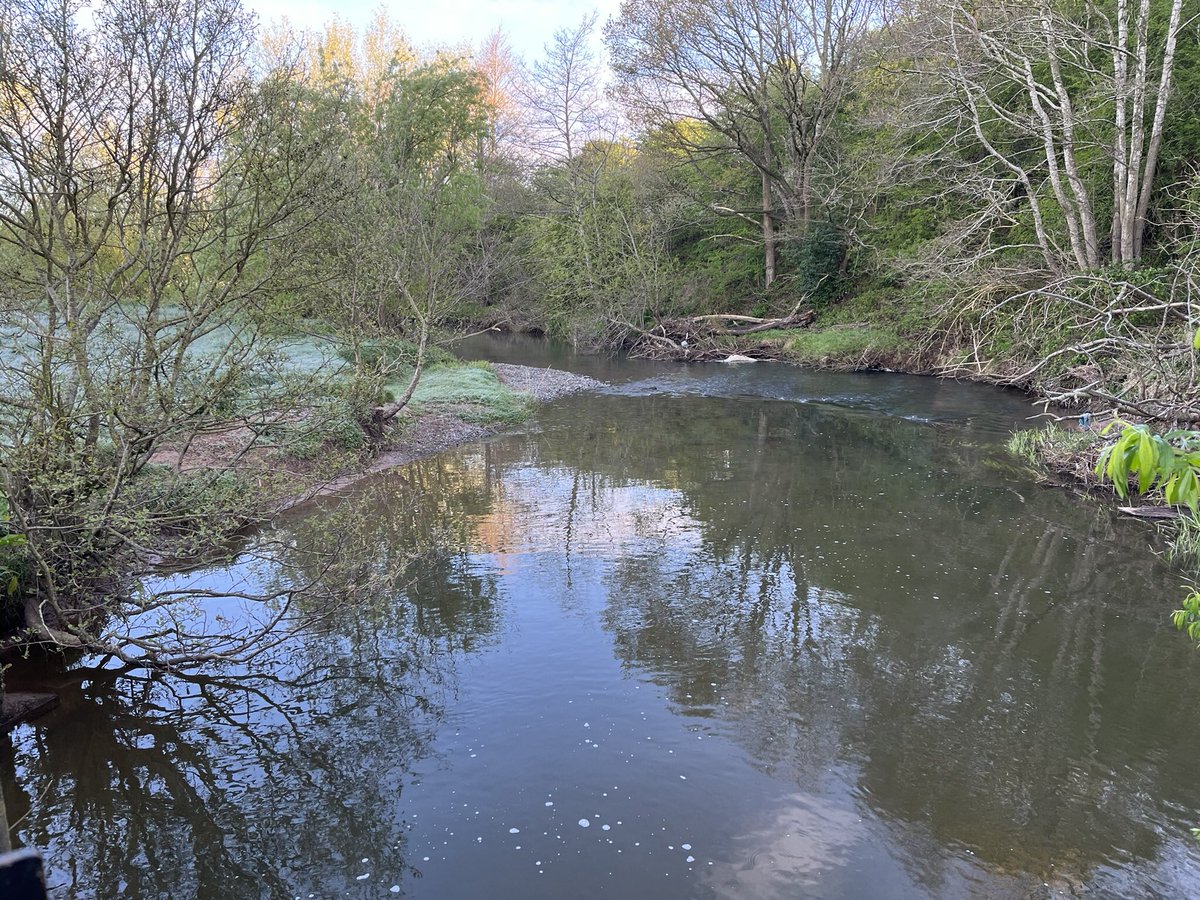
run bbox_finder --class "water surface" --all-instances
[5,337,1199,898]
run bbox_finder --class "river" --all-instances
[5,335,1199,898]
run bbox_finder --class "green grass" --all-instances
[404,363,533,425]
[1166,514,1200,572]
[1006,425,1099,465]
[780,325,905,365]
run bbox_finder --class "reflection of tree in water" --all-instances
[4,466,503,899]
[526,394,1200,886]
[7,390,1197,896]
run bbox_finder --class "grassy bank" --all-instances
[154,359,536,500]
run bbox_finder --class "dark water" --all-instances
[6,335,1200,898]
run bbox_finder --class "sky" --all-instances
[242,0,622,62]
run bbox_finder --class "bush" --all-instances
[779,221,847,308]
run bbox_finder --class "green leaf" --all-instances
[1137,434,1157,493]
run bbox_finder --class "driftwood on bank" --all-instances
[621,305,815,360]
[1118,505,1186,520]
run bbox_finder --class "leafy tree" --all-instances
[609,0,883,287]
[291,52,491,433]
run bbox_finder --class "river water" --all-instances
[6,335,1200,898]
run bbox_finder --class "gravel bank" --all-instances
[492,363,606,401]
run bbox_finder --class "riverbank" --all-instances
[0,360,605,683]
[148,361,606,516]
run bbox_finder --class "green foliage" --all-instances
[1172,587,1200,643]
[335,337,454,370]
[0,527,26,598]
[518,141,682,344]
[268,386,378,459]
[1095,423,1200,652]
[675,240,764,310]
[779,222,847,307]
[1094,422,1200,511]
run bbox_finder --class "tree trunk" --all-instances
[762,171,776,289]
[1131,0,1184,258]
[367,321,429,441]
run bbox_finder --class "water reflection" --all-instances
[487,394,1200,893]
[6,471,505,899]
[6,376,1200,898]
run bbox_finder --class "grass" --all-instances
[1005,424,1110,489]
[404,362,533,425]
[1006,425,1100,466]
[1166,514,1200,572]
[778,325,906,367]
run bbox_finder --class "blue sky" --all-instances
[243,0,620,61]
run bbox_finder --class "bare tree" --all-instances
[524,13,607,166]
[0,0,336,662]
[475,28,528,164]
[936,170,1200,421]
[896,0,1190,271]
[608,0,883,287]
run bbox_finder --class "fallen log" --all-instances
[615,303,815,361]
[1117,505,1184,520]
[658,308,815,338]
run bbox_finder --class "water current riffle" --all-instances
[5,335,1200,898]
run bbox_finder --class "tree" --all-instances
[897,0,1189,270]
[0,0,335,664]
[520,138,682,344]
[524,13,608,166]
[475,28,528,165]
[292,53,490,435]
[608,0,883,287]
[515,16,680,345]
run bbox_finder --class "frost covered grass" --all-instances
[405,363,534,424]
